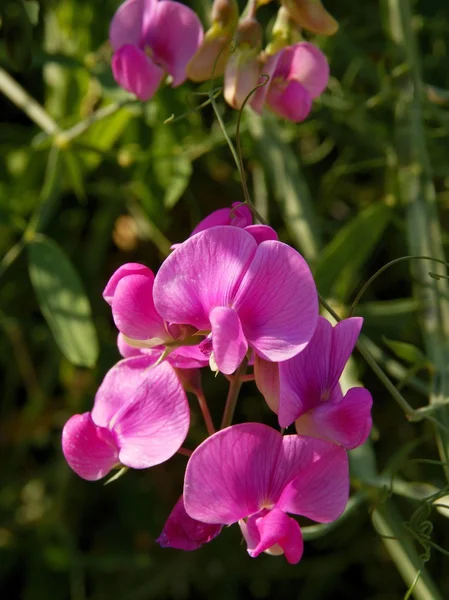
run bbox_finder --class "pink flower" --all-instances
[171,203,278,248]
[109,0,203,101]
[104,263,172,345]
[270,316,372,449]
[157,496,222,550]
[184,423,349,563]
[190,202,252,236]
[252,42,329,122]
[62,356,190,480]
[153,226,318,374]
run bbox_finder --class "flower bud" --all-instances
[280,0,339,36]
[187,0,239,82]
[224,19,262,110]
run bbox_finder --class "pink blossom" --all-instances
[104,263,172,345]
[271,316,373,449]
[171,203,278,248]
[191,202,252,236]
[157,496,222,550]
[153,226,318,374]
[62,356,190,480]
[109,0,203,101]
[253,42,329,122]
[184,423,349,563]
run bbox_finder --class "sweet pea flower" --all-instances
[252,42,329,122]
[184,423,349,563]
[171,203,278,249]
[153,226,318,375]
[270,316,372,449]
[109,0,203,101]
[62,356,190,480]
[157,496,222,550]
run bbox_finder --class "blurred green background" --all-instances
[1,0,449,598]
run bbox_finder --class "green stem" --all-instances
[372,500,443,600]
[221,357,249,429]
[0,67,59,135]
[54,99,136,147]
[386,0,449,481]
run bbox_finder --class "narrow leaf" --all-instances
[28,236,99,368]
[314,203,391,301]
[383,338,427,366]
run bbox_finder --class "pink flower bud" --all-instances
[280,0,338,36]
[224,19,262,109]
[263,42,329,122]
[187,0,239,81]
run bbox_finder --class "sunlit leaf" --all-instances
[28,236,99,367]
[314,203,392,301]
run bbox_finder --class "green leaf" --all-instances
[383,338,427,365]
[314,203,392,301]
[28,236,99,368]
[247,112,321,262]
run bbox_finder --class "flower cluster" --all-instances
[109,0,336,122]
[62,203,373,564]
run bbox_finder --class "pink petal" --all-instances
[254,355,280,413]
[190,203,252,237]
[62,413,119,481]
[109,0,151,51]
[113,362,190,468]
[233,240,318,362]
[266,79,312,123]
[328,317,363,388]
[168,345,209,369]
[91,356,159,428]
[278,316,362,428]
[154,227,257,331]
[103,263,150,304]
[288,42,330,99]
[210,306,248,375]
[184,423,283,524]
[243,508,304,564]
[104,263,169,342]
[251,53,281,114]
[277,441,349,523]
[117,333,143,358]
[111,44,164,101]
[296,387,373,449]
[244,225,279,244]
[157,496,222,550]
[143,1,203,86]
